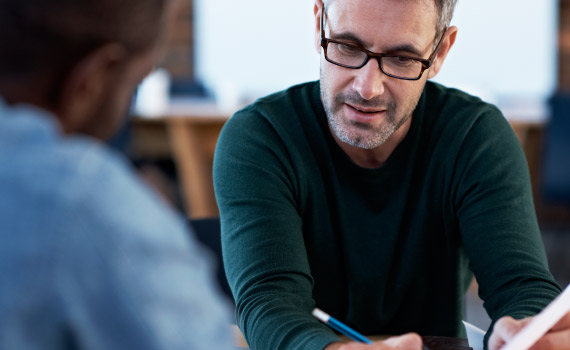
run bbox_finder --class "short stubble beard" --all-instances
[319,69,419,150]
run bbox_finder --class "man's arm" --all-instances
[451,107,562,346]
[214,108,340,350]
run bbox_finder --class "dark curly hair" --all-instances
[0,0,165,81]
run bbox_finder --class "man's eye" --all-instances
[388,56,416,67]
[337,44,362,56]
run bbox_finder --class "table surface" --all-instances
[232,325,471,349]
[422,336,471,350]
[234,337,471,350]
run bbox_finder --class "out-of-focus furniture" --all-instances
[167,116,228,218]
[510,120,545,199]
[130,99,230,219]
[542,94,570,204]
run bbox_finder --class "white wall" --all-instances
[194,0,558,105]
[194,0,319,102]
[432,0,558,105]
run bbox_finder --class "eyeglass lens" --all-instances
[326,42,424,79]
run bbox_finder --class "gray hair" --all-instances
[434,0,458,39]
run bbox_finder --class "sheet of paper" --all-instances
[462,320,485,350]
[502,283,570,350]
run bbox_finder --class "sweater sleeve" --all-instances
[214,106,340,350]
[451,106,561,346]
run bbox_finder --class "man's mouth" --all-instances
[346,104,385,114]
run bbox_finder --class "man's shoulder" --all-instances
[1,127,180,234]
[423,81,501,118]
[0,125,185,269]
[57,139,190,256]
[0,100,131,196]
[418,82,519,167]
[35,136,139,203]
[421,81,507,137]
[220,81,321,145]
[55,139,182,231]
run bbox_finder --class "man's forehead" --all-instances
[325,0,438,51]
[325,0,435,12]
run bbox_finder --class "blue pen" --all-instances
[313,308,373,344]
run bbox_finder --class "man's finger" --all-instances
[496,317,527,339]
[550,311,570,332]
[488,316,531,350]
[382,332,423,349]
[529,328,570,350]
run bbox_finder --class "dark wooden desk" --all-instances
[232,325,471,349]
[423,336,471,350]
[130,99,231,219]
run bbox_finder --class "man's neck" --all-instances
[330,117,412,169]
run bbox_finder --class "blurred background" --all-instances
[116,0,570,329]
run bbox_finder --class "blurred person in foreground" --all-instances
[214,0,570,349]
[0,0,232,348]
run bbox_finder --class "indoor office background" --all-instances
[121,0,570,330]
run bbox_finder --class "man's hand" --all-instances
[324,333,423,350]
[489,311,570,350]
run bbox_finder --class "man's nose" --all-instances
[352,58,387,100]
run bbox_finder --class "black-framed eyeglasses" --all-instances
[320,4,447,81]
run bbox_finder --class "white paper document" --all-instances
[462,320,485,350]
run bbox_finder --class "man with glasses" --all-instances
[214,0,569,349]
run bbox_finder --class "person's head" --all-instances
[0,0,178,139]
[314,0,457,151]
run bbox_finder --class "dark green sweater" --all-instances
[213,81,560,350]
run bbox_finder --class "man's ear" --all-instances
[57,43,128,134]
[427,26,458,79]
[314,0,324,54]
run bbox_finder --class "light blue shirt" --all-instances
[0,97,233,349]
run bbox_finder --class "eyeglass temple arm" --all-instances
[320,5,326,41]
[427,27,448,65]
